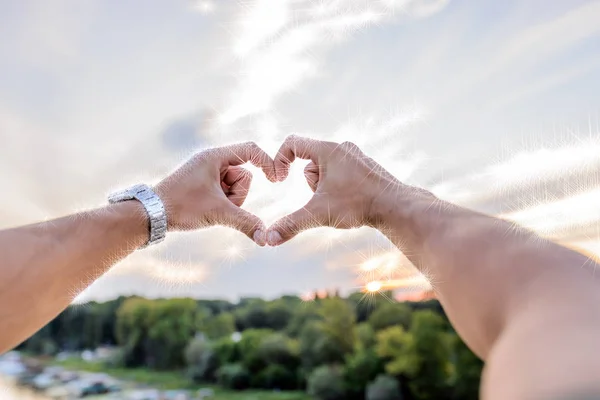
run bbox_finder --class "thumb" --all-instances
[266,200,323,246]
[219,202,267,246]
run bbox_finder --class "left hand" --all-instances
[265,135,403,246]
[154,142,276,245]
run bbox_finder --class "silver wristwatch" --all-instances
[108,184,167,248]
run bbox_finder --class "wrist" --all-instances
[153,184,176,231]
[367,183,436,234]
[108,201,149,249]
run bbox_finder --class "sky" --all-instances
[1,0,600,302]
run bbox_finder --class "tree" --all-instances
[115,298,200,369]
[55,307,88,350]
[313,332,349,365]
[265,301,293,330]
[23,328,58,357]
[449,334,483,400]
[368,302,412,332]
[201,312,236,340]
[376,311,452,400]
[115,297,154,367]
[347,292,377,322]
[185,337,219,382]
[235,301,270,330]
[285,303,321,337]
[375,326,414,376]
[145,299,200,369]
[212,337,239,365]
[80,300,123,348]
[318,298,356,355]
[299,321,326,368]
[299,320,347,368]
[217,363,251,390]
[82,305,103,349]
[366,375,402,400]
[237,329,273,373]
[344,349,385,399]
[355,323,377,350]
[197,299,234,315]
[307,365,346,400]
[406,310,452,399]
[255,364,298,390]
[22,293,483,399]
[256,333,300,369]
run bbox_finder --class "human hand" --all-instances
[155,142,276,246]
[265,135,406,246]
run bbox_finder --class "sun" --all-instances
[366,280,383,292]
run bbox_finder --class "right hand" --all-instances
[266,135,405,246]
[155,142,277,245]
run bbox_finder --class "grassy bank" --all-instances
[52,358,310,400]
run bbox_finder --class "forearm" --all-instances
[0,201,147,354]
[0,142,275,355]
[372,188,600,358]
[267,136,600,399]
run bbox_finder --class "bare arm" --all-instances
[0,203,147,354]
[374,190,600,400]
[267,135,600,400]
[0,142,275,355]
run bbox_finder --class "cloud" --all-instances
[4,0,600,301]
[232,0,293,57]
[218,0,451,125]
[0,0,445,301]
[431,132,600,242]
[1,0,98,72]
[160,112,210,153]
[400,0,451,18]
[501,188,600,239]
[431,1,600,112]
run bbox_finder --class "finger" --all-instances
[304,161,319,192]
[225,167,253,207]
[219,201,267,246]
[223,166,247,186]
[274,135,332,182]
[220,167,243,197]
[220,142,276,182]
[266,199,324,246]
[221,166,242,195]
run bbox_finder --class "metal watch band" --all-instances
[108,184,167,248]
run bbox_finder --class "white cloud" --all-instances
[501,188,600,238]
[435,0,600,109]
[219,0,451,125]
[4,0,600,300]
[232,0,293,57]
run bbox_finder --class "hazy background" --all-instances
[1,0,600,302]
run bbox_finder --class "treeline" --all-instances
[20,292,483,400]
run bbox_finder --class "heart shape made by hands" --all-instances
[241,159,314,230]
[222,136,383,248]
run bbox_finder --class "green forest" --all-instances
[19,292,483,400]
